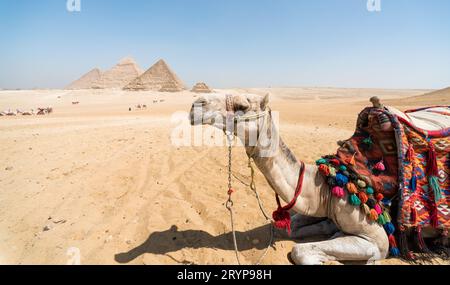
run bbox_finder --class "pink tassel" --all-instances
[332,186,345,198]
[375,204,383,215]
[427,141,438,177]
[374,160,385,171]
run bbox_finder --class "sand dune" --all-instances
[0,87,448,265]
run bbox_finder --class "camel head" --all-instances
[189,93,270,135]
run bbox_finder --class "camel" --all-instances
[22,110,33,116]
[37,108,46,115]
[5,109,16,116]
[189,93,446,265]
[36,107,53,115]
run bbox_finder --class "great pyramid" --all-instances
[124,59,185,92]
[191,82,212,93]
[92,57,143,89]
[66,68,102,90]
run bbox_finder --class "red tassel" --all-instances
[427,141,438,177]
[407,144,415,162]
[410,207,417,224]
[389,234,398,248]
[416,226,429,252]
[374,160,385,171]
[329,158,340,166]
[376,193,384,201]
[318,164,330,177]
[273,208,292,235]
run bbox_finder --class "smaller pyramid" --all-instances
[124,59,185,91]
[66,68,102,90]
[92,57,143,89]
[191,82,212,93]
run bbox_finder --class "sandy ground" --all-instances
[0,87,449,265]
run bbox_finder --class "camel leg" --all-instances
[275,214,338,239]
[290,213,326,228]
[291,219,338,239]
[290,235,383,265]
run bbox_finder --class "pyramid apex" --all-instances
[155,59,168,65]
[118,56,138,65]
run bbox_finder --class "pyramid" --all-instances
[92,57,143,89]
[160,81,182,92]
[124,59,185,91]
[65,68,102,90]
[191,82,212,93]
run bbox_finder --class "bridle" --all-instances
[223,94,306,265]
[224,94,274,265]
[225,94,269,123]
[225,94,271,157]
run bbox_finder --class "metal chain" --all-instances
[226,133,241,265]
[225,133,274,266]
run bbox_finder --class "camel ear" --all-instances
[261,93,270,110]
[233,95,250,112]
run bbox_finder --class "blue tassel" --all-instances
[429,176,442,202]
[410,169,417,193]
[366,187,374,195]
[335,173,349,187]
[384,222,395,235]
[390,247,400,257]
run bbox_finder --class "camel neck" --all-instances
[242,116,329,218]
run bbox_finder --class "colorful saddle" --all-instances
[317,106,450,258]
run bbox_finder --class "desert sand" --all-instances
[0,87,449,265]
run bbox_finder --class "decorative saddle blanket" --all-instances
[316,106,450,258]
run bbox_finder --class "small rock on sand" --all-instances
[5,166,13,171]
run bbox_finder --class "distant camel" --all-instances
[36,108,46,115]
[37,107,52,115]
[5,109,16,116]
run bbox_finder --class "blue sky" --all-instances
[0,0,449,89]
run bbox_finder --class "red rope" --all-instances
[272,162,306,235]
